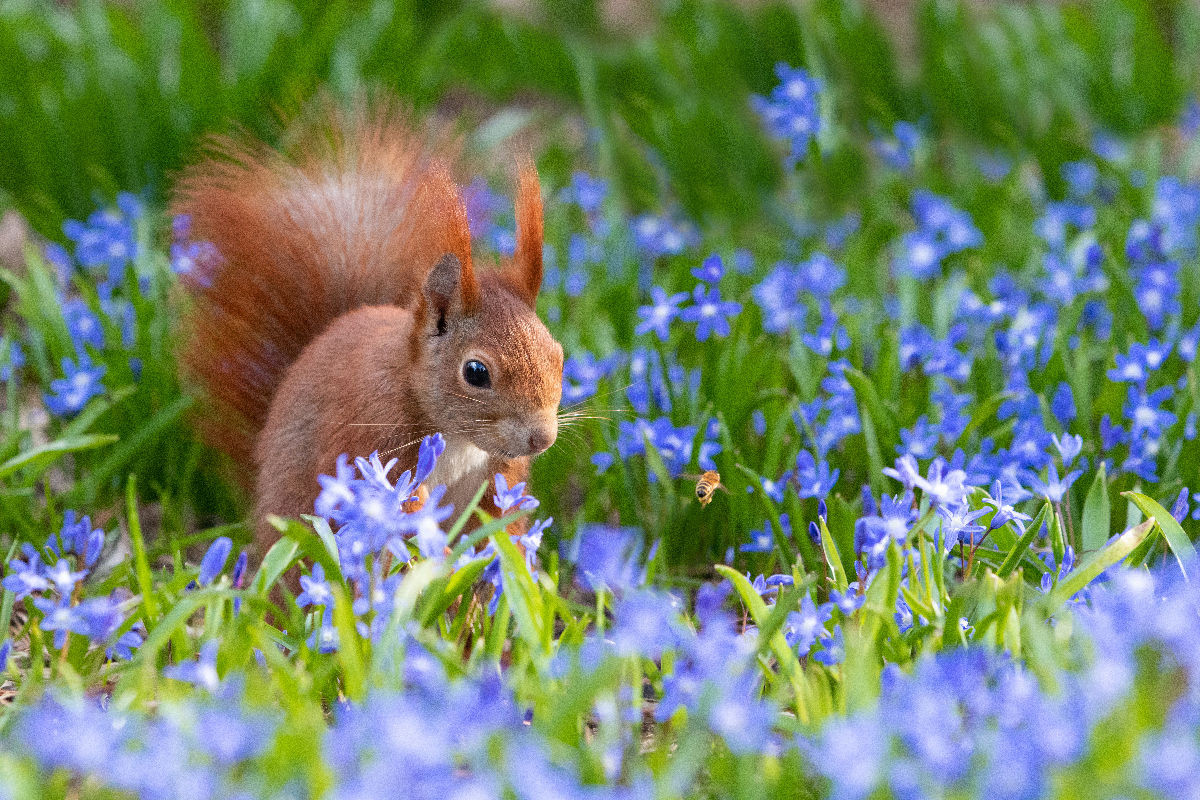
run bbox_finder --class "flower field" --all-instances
[2,1,1200,798]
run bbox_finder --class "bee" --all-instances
[691,470,726,507]
[402,483,429,514]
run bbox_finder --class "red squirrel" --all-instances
[172,105,564,553]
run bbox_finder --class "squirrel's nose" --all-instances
[527,427,554,455]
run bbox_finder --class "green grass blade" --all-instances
[126,475,158,623]
[0,433,118,482]
[1122,491,1197,576]
[1081,463,1111,552]
[1045,519,1157,610]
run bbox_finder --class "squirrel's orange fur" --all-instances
[174,104,563,551]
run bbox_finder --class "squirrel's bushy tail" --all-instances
[173,103,474,472]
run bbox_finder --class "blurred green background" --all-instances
[2,0,1197,241]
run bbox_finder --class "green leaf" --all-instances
[60,385,135,438]
[1050,506,1066,568]
[331,583,366,701]
[1122,491,1197,575]
[126,476,158,623]
[817,516,849,592]
[0,433,118,481]
[1045,519,1157,610]
[76,394,191,503]
[715,565,810,723]
[996,501,1051,579]
[1081,463,1110,551]
[491,531,548,658]
[302,514,341,567]
[843,366,898,448]
[251,524,302,594]
[417,557,490,627]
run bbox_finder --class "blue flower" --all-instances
[590,451,614,474]
[785,596,832,656]
[52,510,105,567]
[169,240,220,285]
[33,597,89,648]
[937,503,989,548]
[912,190,983,251]
[812,624,845,665]
[634,286,688,341]
[893,229,945,280]
[560,171,608,215]
[912,457,975,508]
[1035,201,1095,249]
[632,214,697,258]
[679,285,741,342]
[196,707,275,765]
[75,595,141,659]
[196,536,232,587]
[462,177,508,239]
[315,454,357,519]
[794,451,839,499]
[563,524,653,594]
[752,63,822,167]
[1183,96,1200,136]
[0,340,24,382]
[752,409,767,436]
[296,563,334,609]
[61,298,105,352]
[165,640,221,692]
[62,197,140,285]
[690,253,724,284]
[3,546,49,599]
[740,523,774,553]
[45,559,87,596]
[43,354,106,417]
[414,433,445,487]
[1026,462,1082,504]
[493,473,539,514]
[977,150,1013,182]
[610,590,681,659]
[1051,433,1083,466]
[1051,382,1077,426]
[752,261,806,333]
[562,351,619,404]
[872,120,921,171]
[898,415,939,459]
[800,303,850,356]
[983,480,1033,535]
[857,493,916,567]
[402,485,456,560]
[829,587,864,615]
[1062,161,1099,198]
[705,675,775,754]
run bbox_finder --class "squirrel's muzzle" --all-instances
[500,409,557,457]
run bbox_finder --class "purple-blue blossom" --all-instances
[634,286,688,341]
[44,354,106,416]
[752,63,822,167]
[680,284,741,341]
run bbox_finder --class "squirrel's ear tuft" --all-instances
[423,252,479,333]
[509,160,543,309]
[416,162,478,324]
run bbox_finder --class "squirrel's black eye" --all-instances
[463,359,491,388]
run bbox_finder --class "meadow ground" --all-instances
[2,1,1200,798]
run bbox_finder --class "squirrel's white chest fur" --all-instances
[427,437,491,493]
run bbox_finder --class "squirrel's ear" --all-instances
[423,252,479,333]
[509,160,543,309]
